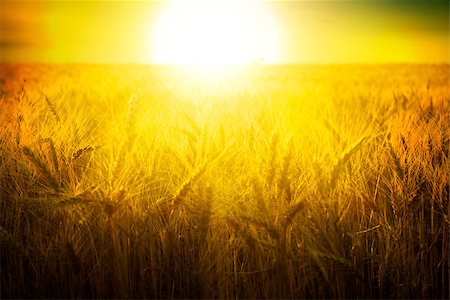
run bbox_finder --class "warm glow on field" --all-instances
[1,0,449,298]
[152,1,280,66]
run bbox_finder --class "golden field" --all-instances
[0,63,449,298]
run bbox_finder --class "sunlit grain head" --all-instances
[152,0,281,68]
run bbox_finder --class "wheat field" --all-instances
[0,63,449,298]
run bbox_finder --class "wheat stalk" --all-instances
[329,136,368,191]
[387,138,405,180]
[22,146,60,190]
[41,138,59,172]
[72,145,94,160]
[266,133,279,186]
[277,138,294,202]
[278,199,306,231]
[172,166,207,206]
[44,95,61,122]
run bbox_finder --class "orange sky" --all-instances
[1,0,448,64]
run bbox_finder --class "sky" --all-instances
[0,0,448,64]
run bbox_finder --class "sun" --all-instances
[152,0,281,66]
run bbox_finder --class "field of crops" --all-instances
[1,63,449,298]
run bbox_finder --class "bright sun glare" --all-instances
[152,0,281,67]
